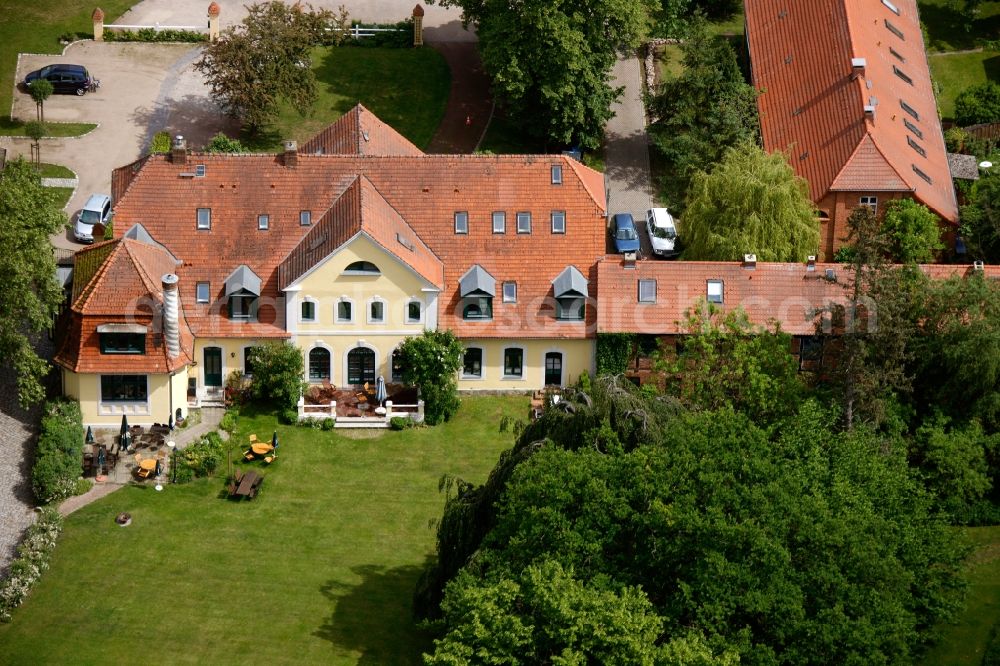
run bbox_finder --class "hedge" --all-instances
[30,399,84,504]
[104,28,208,43]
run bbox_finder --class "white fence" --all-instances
[296,398,425,427]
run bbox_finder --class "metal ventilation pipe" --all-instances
[162,274,180,358]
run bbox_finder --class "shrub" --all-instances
[340,20,414,48]
[248,342,306,410]
[389,416,414,430]
[30,399,84,504]
[105,28,208,43]
[321,417,335,431]
[173,432,226,482]
[955,81,1000,126]
[396,330,464,425]
[280,408,299,425]
[73,477,92,496]
[205,132,247,153]
[219,407,239,434]
[0,508,62,622]
[150,130,171,154]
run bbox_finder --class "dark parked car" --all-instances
[23,64,96,96]
[611,213,641,255]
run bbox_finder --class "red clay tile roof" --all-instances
[596,259,1000,336]
[108,107,607,340]
[279,175,444,289]
[300,104,424,157]
[55,239,195,373]
[746,0,958,221]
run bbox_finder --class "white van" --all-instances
[645,208,678,258]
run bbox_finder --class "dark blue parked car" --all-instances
[611,213,641,254]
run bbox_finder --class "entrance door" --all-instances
[347,347,376,385]
[204,347,223,387]
[544,352,563,386]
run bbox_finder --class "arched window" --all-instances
[309,347,331,381]
[343,261,380,275]
[347,347,376,385]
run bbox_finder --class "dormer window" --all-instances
[343,261,380,275]
[224,264,261,321]
[196,208,211,230]
[98,324,146,354]
[551,164,562,184]
[552,266,588,320]
[460,265,495,320]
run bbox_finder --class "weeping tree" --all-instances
[680,141,820,261]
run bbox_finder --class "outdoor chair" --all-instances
[264,455,274,465]
[249,434,258,443]
[243,450,255,462]
[133,453,142,466]
[137,466,151,480]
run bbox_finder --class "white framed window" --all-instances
[195,282,210,303]
[336,298,354,323]
[258,214,269,230]
[502,281,517,303]
[300,299,316,322]
[707,279,724,304]
[638,279,656,303]
[368,298,386,323]
[462,347,484,379]
[551,211,566,234]
[300,210,312,226]
[406,299,422,324]
[551,164,563,184]
[860,196,878,215]
[516,212,531,234]
[492,211,506,234]
[196,208,211,230]
[503,347,524,379]
[308,346,331,381]
[454,211,469,234]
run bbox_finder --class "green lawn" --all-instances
[0,117,97,137]
[919,0,1000,52]
[0,396,526,664]
[0,0,134,122]
[37,162,75,179]
[43,186,73,209]
[930,50,1000,120]
[242,46,450,152]
[922,526,1000,665]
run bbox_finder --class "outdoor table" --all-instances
[139,458,156,471]
[235,471,259,497]
[251,443,273,456]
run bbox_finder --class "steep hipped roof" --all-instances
[596,259,1000,335]
[55,238,194,373]
[300,104,424,157]
[110,110,607,339]
[279,176,444,290]
[746,0,958,221]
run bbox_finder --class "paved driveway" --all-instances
[4,41,237,252]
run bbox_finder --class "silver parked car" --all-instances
[646,207,678,258]
[74,193,112,244]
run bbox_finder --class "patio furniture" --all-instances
[249,434,258,443]
[136,457,156,479]
[243,450,255,462]
[264,455,274,465]
[251,443,273,456]
[232,471,261,499]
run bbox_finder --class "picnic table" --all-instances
[230,471,264,499]
[250,443,273,456]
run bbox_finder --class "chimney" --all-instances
[162,274,180,359]
[283,139,298,168]
[851,57,866,78]
[171,135,187,165]
[807,255,817,272]
[974,260,985,272]
[623,251,637,269]
[743,253,757,269]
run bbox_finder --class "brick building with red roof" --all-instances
[745,0,959,260]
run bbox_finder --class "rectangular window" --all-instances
[463,348,483,378]
[904,118,922,139]
[890,47,905,62]
[502,281,517,303]
[492,211,506,234]
[551,164,563,184]
[337,301,353,322]
[229,295,257,320]
[300,210,311,226]
[301,301,315,321]
[258,214,269,230]
[912,164,933,184]
[637,279,656,303]
[99,333,145,354]
[196,208,211,230]
[196,282,210,303]
[503,348,523,378]
[892,65,912,85]
[860,196,878,214]
[454,211,469,234]
[406,300,422,323]
[195,164,206,177]
[882,0,900,14]
[707,279,724,304]
[516,212,531,234]
[900,100,919,120]
[369,300,385,323]
[100,375,148,402]
[907,136,926,157]
[551,211,566,234]
[556,297,585,321]
[462,296,493,320]
[884,18,904,39]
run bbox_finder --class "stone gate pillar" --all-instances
[412,4,424,47]
[208,2,221,41]
[92,7,105,42]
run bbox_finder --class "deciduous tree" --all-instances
[881,199,944,263]
[955,80,1000,126]
[433,0,652,149]
[29,79,53,124]
[0,157,65,407]
[396,329,464,425]
[247,341,306,409]
[680,142,819,261]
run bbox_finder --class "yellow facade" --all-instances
[456,338,594,391]
[286,234,436,387]
[62,367,189,427]
[192,337,269,399]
